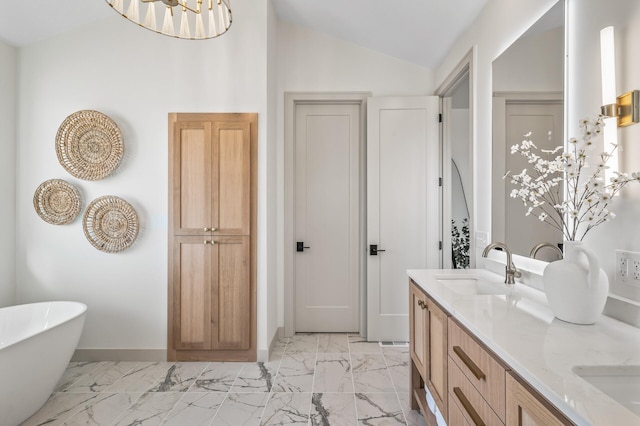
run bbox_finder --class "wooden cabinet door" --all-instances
[170,120,214,236]
[427,298,448,422]
[212,236,250,350]
[506,373,572,426]
[409,282,428,380]
[172,236,213,350]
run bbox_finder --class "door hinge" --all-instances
[439,113,443,123]
[438,177,443,187]
[439,241,443,250]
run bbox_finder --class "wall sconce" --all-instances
[600,26,639,127]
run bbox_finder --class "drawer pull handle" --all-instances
[453,387,486,426]
[417,300,427,310]
[453,346,486,380]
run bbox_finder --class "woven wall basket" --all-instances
[33,179,81,225]
[56,110,124,180]
[83,195,139,253]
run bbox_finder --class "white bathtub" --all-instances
[0,301,86,426]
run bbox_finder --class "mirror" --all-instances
[442,68,473,269]
[492,1,565,262]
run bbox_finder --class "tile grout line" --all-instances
[307,334,321,424]
[348,333,360,425]
[256,335,290,424]
[381,348,411,425]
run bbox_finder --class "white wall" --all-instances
[567,0,640,303]
[0,40,17,308]
[16,0,273,353]
[436,0,559,262]
[276,21,435,329]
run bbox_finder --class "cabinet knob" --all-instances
[203,240,215,245]
[203,227,217,232]
[417,300,427,310]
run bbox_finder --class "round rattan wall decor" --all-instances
[33,179,81,225]
[83,196,139,253]
[56,110,124,180]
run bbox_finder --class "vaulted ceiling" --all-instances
[0,0,488,69]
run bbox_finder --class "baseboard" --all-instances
[72,349,167,362]
[258,326,284,362]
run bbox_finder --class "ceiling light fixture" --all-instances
[106,0,232,40]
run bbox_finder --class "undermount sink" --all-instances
[573,365,640,417]
[435,277,509,296]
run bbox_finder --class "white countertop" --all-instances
[408,268,640,426]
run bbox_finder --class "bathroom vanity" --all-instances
[408,269,640,426]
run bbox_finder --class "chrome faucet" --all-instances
[529,242,564,260]
[482,242,522,285]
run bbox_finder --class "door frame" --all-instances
[284,92,370,338]
[436,47,476,268]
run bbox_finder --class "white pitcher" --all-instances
[543,241,609,325]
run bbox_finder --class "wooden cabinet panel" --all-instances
[449,359,504,426]
[427,298,448,420]
[215,123,251,235]
[410,281,428,379]
[506,373,573,426]
[172,122,213,235]
[213,236,250,350]
[449,318,507,421]
[449,392,472,426]
[173,237,212,350]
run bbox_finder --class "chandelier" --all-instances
[106,0,232,40]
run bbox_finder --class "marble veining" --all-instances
[272,353,316,392]
[314,353,353,393]
[64,362,138,393]
[355,392,406,425]
[310,392,357,426]
[190,362,243,392]
[149,362,207,392]
[105,362,173,393]
[63,392,141,426]
[231,361,279,393]
[260,392,311,425]
[25,333,427,426]
[351,354,396,393]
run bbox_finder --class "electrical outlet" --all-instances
[616,250,640,286]
[619,257,628,278]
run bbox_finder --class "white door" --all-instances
[367,96,440,342]
[294,103,360,332]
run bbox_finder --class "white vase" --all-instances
[542,241,609,325]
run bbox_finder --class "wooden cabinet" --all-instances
[506,372,573,426]
[410,280,448,425]
[168,113,257,362]
[409,279,576,426]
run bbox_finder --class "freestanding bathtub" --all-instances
[0,301,87,426]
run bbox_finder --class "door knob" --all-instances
[296,242,310,252]
[369,244,386,256]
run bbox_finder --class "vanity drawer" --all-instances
[448,318,507,421]
[448,358,504,426]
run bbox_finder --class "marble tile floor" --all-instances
[21,334,427,426]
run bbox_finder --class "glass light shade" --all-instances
[106,0,232,40]
[600,26,619,184]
